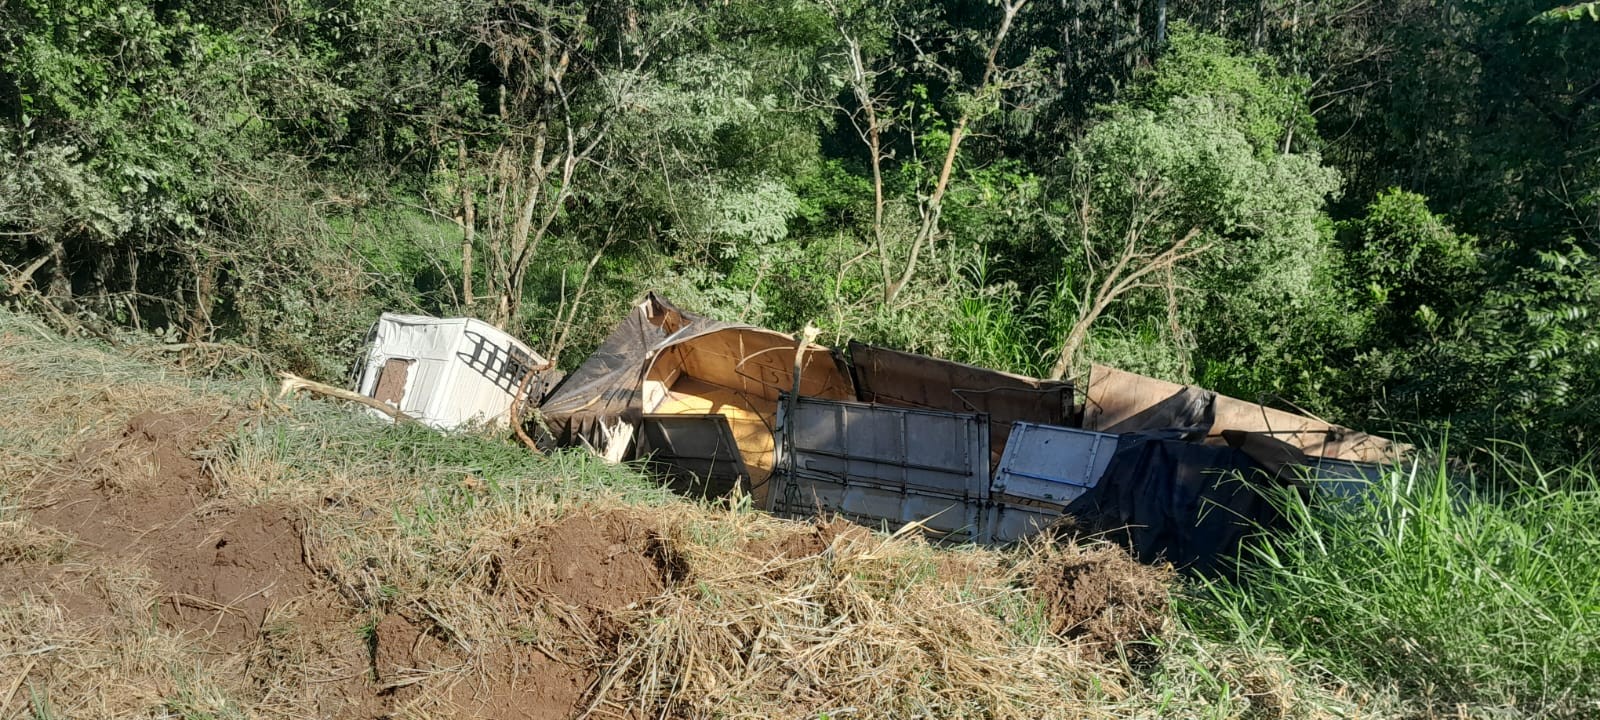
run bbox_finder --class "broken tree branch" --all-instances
[886,0,1028,303]
[3,255,50,296]
[782,322,823,495]
[277,372,420,425]
[508,357,556,454]
[1049,226,1205,380]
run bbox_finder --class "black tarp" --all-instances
[1063,432,1293,575]
[536,293,701,450]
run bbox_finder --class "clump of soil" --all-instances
[445,645,596,720]
[505,510,680,612]
[1031,543,1174,660]
[71,410,223,495]
[371,612,451,687]
[387,509,696,720]
[28,410,321,649]
[252,596,383,719]
[370,610,599,720]
[155,506,315,646]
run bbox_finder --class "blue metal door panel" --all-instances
[991,422,1119,506]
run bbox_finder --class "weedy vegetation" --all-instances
[1188,455,1600,719]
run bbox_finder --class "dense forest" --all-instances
[3,0,1597,461]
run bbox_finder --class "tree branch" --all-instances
[277,372,421,425]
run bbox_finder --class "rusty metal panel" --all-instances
[1085,364,1402,463]
[769,395,988,542]
[373,358,413,407]
[849,341,1075,471]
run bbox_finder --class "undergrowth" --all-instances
[1187,456,1600,718]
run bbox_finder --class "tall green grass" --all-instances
[1186,454,1600,717]
[945,252,1054,377]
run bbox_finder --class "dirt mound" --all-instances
[506,510,679,612]
[1031,543,1174,660]
[440,645,595,720]
[0,564,116,621]
[153,505,315,646]
[373,612,432,687]
[70,410,225,495]
[366,510,694,720]
[251,595,383,718]
[29,410,320,649]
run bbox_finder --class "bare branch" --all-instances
[1048,227,1205,380]
[277,372,421,425]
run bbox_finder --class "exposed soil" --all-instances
[6,414,695,720]
[3,404,1182,720]
[368,510,693,720]
[24,411,320,649]
[506,510,678,612]
[71,410,222,495]
[370,608,601,720]
[0,407,379,717]
[372,612,438,687]
[0,563,115,621]
[443,645,598,720]
[1031,543,1175,660]
[283,600,387,719]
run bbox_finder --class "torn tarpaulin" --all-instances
[1063,432,1295,576]
[1083,364,1402,463]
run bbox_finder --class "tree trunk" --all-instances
[458,138,475,311]
[884,0,1025,305]
[45,237,70,302]
[187,255,218,344]
[1049,315,1095,381]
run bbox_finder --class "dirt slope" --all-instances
[0,324,1179,720]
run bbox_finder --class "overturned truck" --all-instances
[358,294,1403,571]
[534,294,1088,544]
[536,293,856,502]
[528,294,1404,569]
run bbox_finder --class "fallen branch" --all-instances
[2,255,50,296]
[2,254,82,337]
[277,371,420,425]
